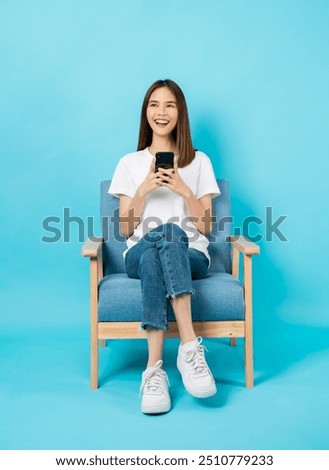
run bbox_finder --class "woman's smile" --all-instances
[154,119,170,127]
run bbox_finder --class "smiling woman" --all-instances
[137,79,195,168]
[108,79,220,415]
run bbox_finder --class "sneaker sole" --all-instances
[184,383,217,398]
[177,364,217,398]
[141,401,171,414]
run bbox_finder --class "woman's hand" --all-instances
[137,157,162,197]
[158,156,191,198]
[158,156,212,234]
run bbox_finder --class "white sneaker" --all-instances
[140,360,171,414]
[177,337,217,398]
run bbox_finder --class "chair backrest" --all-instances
[100,179,232,275]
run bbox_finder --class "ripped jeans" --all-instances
[124,223,209,331]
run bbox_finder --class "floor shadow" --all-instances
[99,336,242,408]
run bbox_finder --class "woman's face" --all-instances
[146,86,178,138]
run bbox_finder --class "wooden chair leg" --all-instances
[230,338,237,346]
[244,255,254,388]
[245,334,254,388]
[91,335,98,389]
[90,259,99,389]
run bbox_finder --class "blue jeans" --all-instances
[124,223,209,331]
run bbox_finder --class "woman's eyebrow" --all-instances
[149,100,177,104]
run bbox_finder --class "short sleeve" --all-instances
[108,158,136,198]
[196,155,221,199]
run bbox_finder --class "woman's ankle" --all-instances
[146,359,163,369]
[180,334,197,346]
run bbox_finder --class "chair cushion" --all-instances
[98,272,245,323]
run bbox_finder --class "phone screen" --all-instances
[155,152,174,172]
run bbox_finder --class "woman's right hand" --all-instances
[137,157,161,197]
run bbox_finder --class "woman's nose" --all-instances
[157,107,167,115]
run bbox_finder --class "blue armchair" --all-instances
[82,179,260,389]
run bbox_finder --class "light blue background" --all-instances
[1,0,328,450]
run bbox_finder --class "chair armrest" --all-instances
[228,235,260,255]
[81,238,104,258]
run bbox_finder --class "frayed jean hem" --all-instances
[139,322,169,332]
[166,288,195,300]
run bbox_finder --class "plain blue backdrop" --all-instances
[0,0,328,450]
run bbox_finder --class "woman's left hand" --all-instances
[158,156,191,198]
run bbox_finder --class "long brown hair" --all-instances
[137,79,195,168]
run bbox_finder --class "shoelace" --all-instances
[140,360,170,396]
[184,337,210,376]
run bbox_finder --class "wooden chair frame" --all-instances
[82,235,259,389]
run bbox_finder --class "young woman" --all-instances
[109,79,221,414]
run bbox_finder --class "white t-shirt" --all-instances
[108,148,221,264]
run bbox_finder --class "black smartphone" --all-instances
[155,152,174,172]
